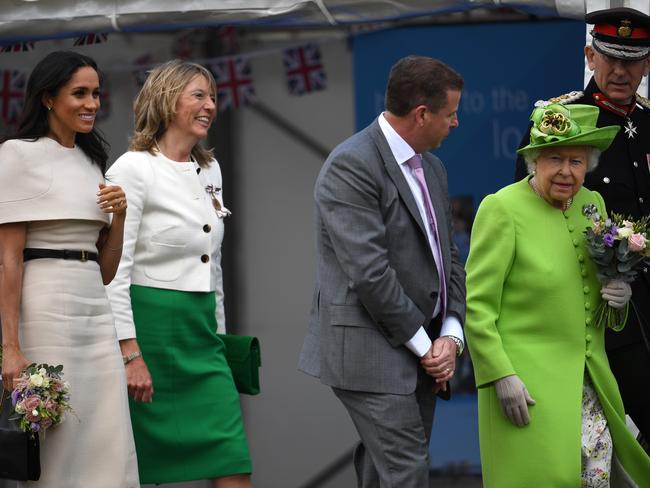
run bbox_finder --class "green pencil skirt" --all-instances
[128,285,252,483]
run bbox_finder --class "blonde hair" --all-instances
[129,60,217,167]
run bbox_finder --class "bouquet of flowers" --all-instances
[10,363,72,436]
[583,204,650,330]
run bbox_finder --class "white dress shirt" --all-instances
[377,113,464,357]
[105,150,228,340]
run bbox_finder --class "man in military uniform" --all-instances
[515,7,650,449]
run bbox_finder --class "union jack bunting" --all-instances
[172,32,196,61]
[0,42,35,53]
[73,33,108,46]
[283,44,327,96]
[217,27,240,55]
[210,57,256,112]
[0,70,26,127]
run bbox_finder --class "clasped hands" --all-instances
[420,336,457,393]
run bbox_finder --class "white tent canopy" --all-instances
[0,0,600,44]
[1,0,648,43]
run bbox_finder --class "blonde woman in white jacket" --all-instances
[105,60,252,488]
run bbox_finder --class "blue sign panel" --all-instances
[353,20,585,204]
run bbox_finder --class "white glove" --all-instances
[601,280,632,309]
[494,374,536,427]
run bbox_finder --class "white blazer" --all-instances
[105,150,228,340]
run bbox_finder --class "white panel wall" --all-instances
[236,39,358,487]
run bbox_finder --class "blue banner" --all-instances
[353,20,585,205]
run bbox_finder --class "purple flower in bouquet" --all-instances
[603,233,615,247]
[11,389,20,406]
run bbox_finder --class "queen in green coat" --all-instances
[465,104,650,487]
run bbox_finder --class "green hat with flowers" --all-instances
[517,104,620,155]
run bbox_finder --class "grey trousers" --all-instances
[332,370,437,488]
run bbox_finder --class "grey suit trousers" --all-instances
[332,369,437,488]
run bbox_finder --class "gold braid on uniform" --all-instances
[534,91,583,108]
[636,93,650,110]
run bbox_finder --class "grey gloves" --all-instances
[601,280,632,309]
[494,374,536,427]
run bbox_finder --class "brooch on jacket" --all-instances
[582,203,599,219]
[205,184,232,218]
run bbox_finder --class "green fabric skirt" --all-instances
[129,285,252,483]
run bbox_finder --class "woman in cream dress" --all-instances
[0,51,139,487]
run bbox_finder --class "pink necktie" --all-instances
[406,154,447,319]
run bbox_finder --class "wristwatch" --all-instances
[122,351,142,364]
[443,335,464,357]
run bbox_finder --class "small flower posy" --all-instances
[9,363,73,437]
[583,204,650,330]
[205,184,232,219]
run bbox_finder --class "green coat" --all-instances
[465,177,650,487]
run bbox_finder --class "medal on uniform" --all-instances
[624,119,637,139]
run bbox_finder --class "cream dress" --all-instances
[0,138,139,488]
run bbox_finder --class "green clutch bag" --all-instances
[217,334,261,395]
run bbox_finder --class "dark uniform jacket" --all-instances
[515,77,650,351]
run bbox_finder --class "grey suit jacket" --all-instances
[298,119,466,395]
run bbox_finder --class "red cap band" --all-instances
[594,23,650,39]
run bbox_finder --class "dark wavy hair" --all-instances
[3,50,109,173]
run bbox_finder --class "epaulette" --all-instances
[534,91,584,108]
[636,93,650,110]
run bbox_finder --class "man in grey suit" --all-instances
[299,56,466,487]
